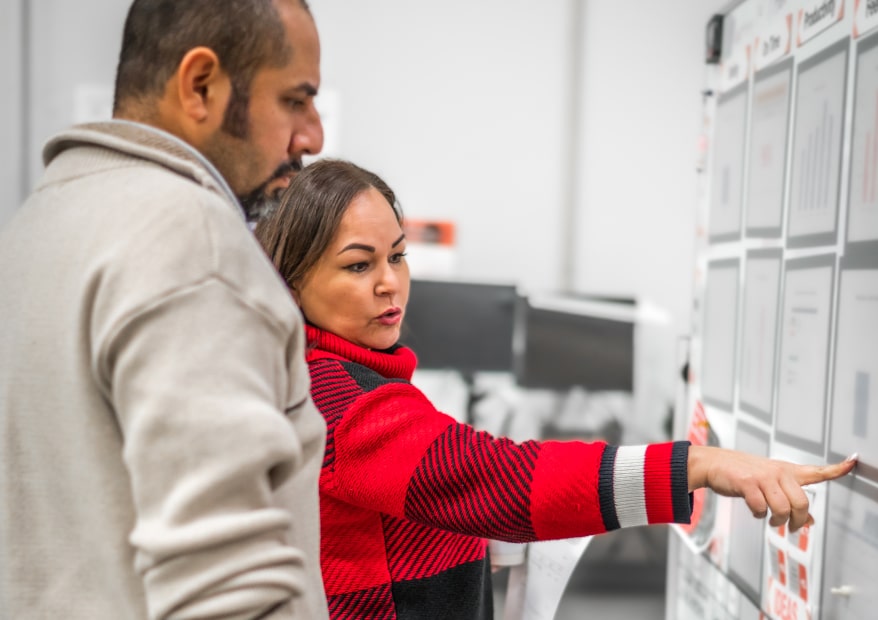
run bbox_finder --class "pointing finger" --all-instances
[794,454,857,486]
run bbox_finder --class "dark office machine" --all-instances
[512,294,640,444]
[514,294,635,394]
[400,278,519,425]
[401,278,518,374]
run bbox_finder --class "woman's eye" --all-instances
[390,252,407,264]
[345,262,369,273]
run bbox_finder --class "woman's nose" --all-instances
[375,265,398,297]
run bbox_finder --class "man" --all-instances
[0,1,328,618]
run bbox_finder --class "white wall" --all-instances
[313,0,729,339]
[0,0,24,228]
[310,0,573,293]
[26,0,129,187]
[9,0,728,340]
[573,0,729,339]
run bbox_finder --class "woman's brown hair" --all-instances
[254,159,402,291]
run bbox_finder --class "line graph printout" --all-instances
[701,260,740,411]
[727,422,770,605]
[847,31,878,245]
[747,58,793,237]
[829,249,878,483]
[709,84,749,243]
[739,249,783,422]
[820,476,878,620]
[775,255,835,454]
[788,39,849,247]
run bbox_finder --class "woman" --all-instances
[255,159,855,619]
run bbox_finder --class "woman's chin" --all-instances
[361,331,399,351]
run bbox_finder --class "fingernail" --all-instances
[846,453,859,462]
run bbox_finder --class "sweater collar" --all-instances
[42,120,244,220]
[305,325,418,381]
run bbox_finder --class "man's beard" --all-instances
[220,81,301,223]
[238,160,302,222]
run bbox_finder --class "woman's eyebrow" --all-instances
[338,234,405,254]
[338,243,375,255]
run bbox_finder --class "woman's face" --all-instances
[296,187,410,350]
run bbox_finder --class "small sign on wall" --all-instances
[797,0,845,46]
[854,0,878,38]
[401,219,457,278]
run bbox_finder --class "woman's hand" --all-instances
[687,445,858,532]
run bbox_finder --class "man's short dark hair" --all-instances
[113,0,304,115]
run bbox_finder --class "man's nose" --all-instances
[289,104,324,157]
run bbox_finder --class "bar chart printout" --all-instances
[700,260,740,410]
[830,256,878,482]
[739,250,783,420]
[747,59,792,236]
[709,85,748,242]
[848,31,878,244]
[775,256,835,454]
[788,41,848,246]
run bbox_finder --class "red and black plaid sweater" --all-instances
[305,326,691,620]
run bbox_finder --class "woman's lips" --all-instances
[376,308,402,326]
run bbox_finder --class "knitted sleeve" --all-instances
[310,359,691,543]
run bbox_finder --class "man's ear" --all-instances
[176,46,230,125]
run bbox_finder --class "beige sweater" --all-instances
[0,122,328,619]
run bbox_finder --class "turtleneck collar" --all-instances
[305,325,418,381]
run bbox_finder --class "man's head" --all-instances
[114,0,323,220]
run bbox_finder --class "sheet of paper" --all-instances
[747,60,792,235]
[775,257,835,454]
[820,476,878,619]
[709,85,748,242]
[788,41,847,245]
[701,260,740,410]
[829,260,878,481]
[502,536,593,620]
